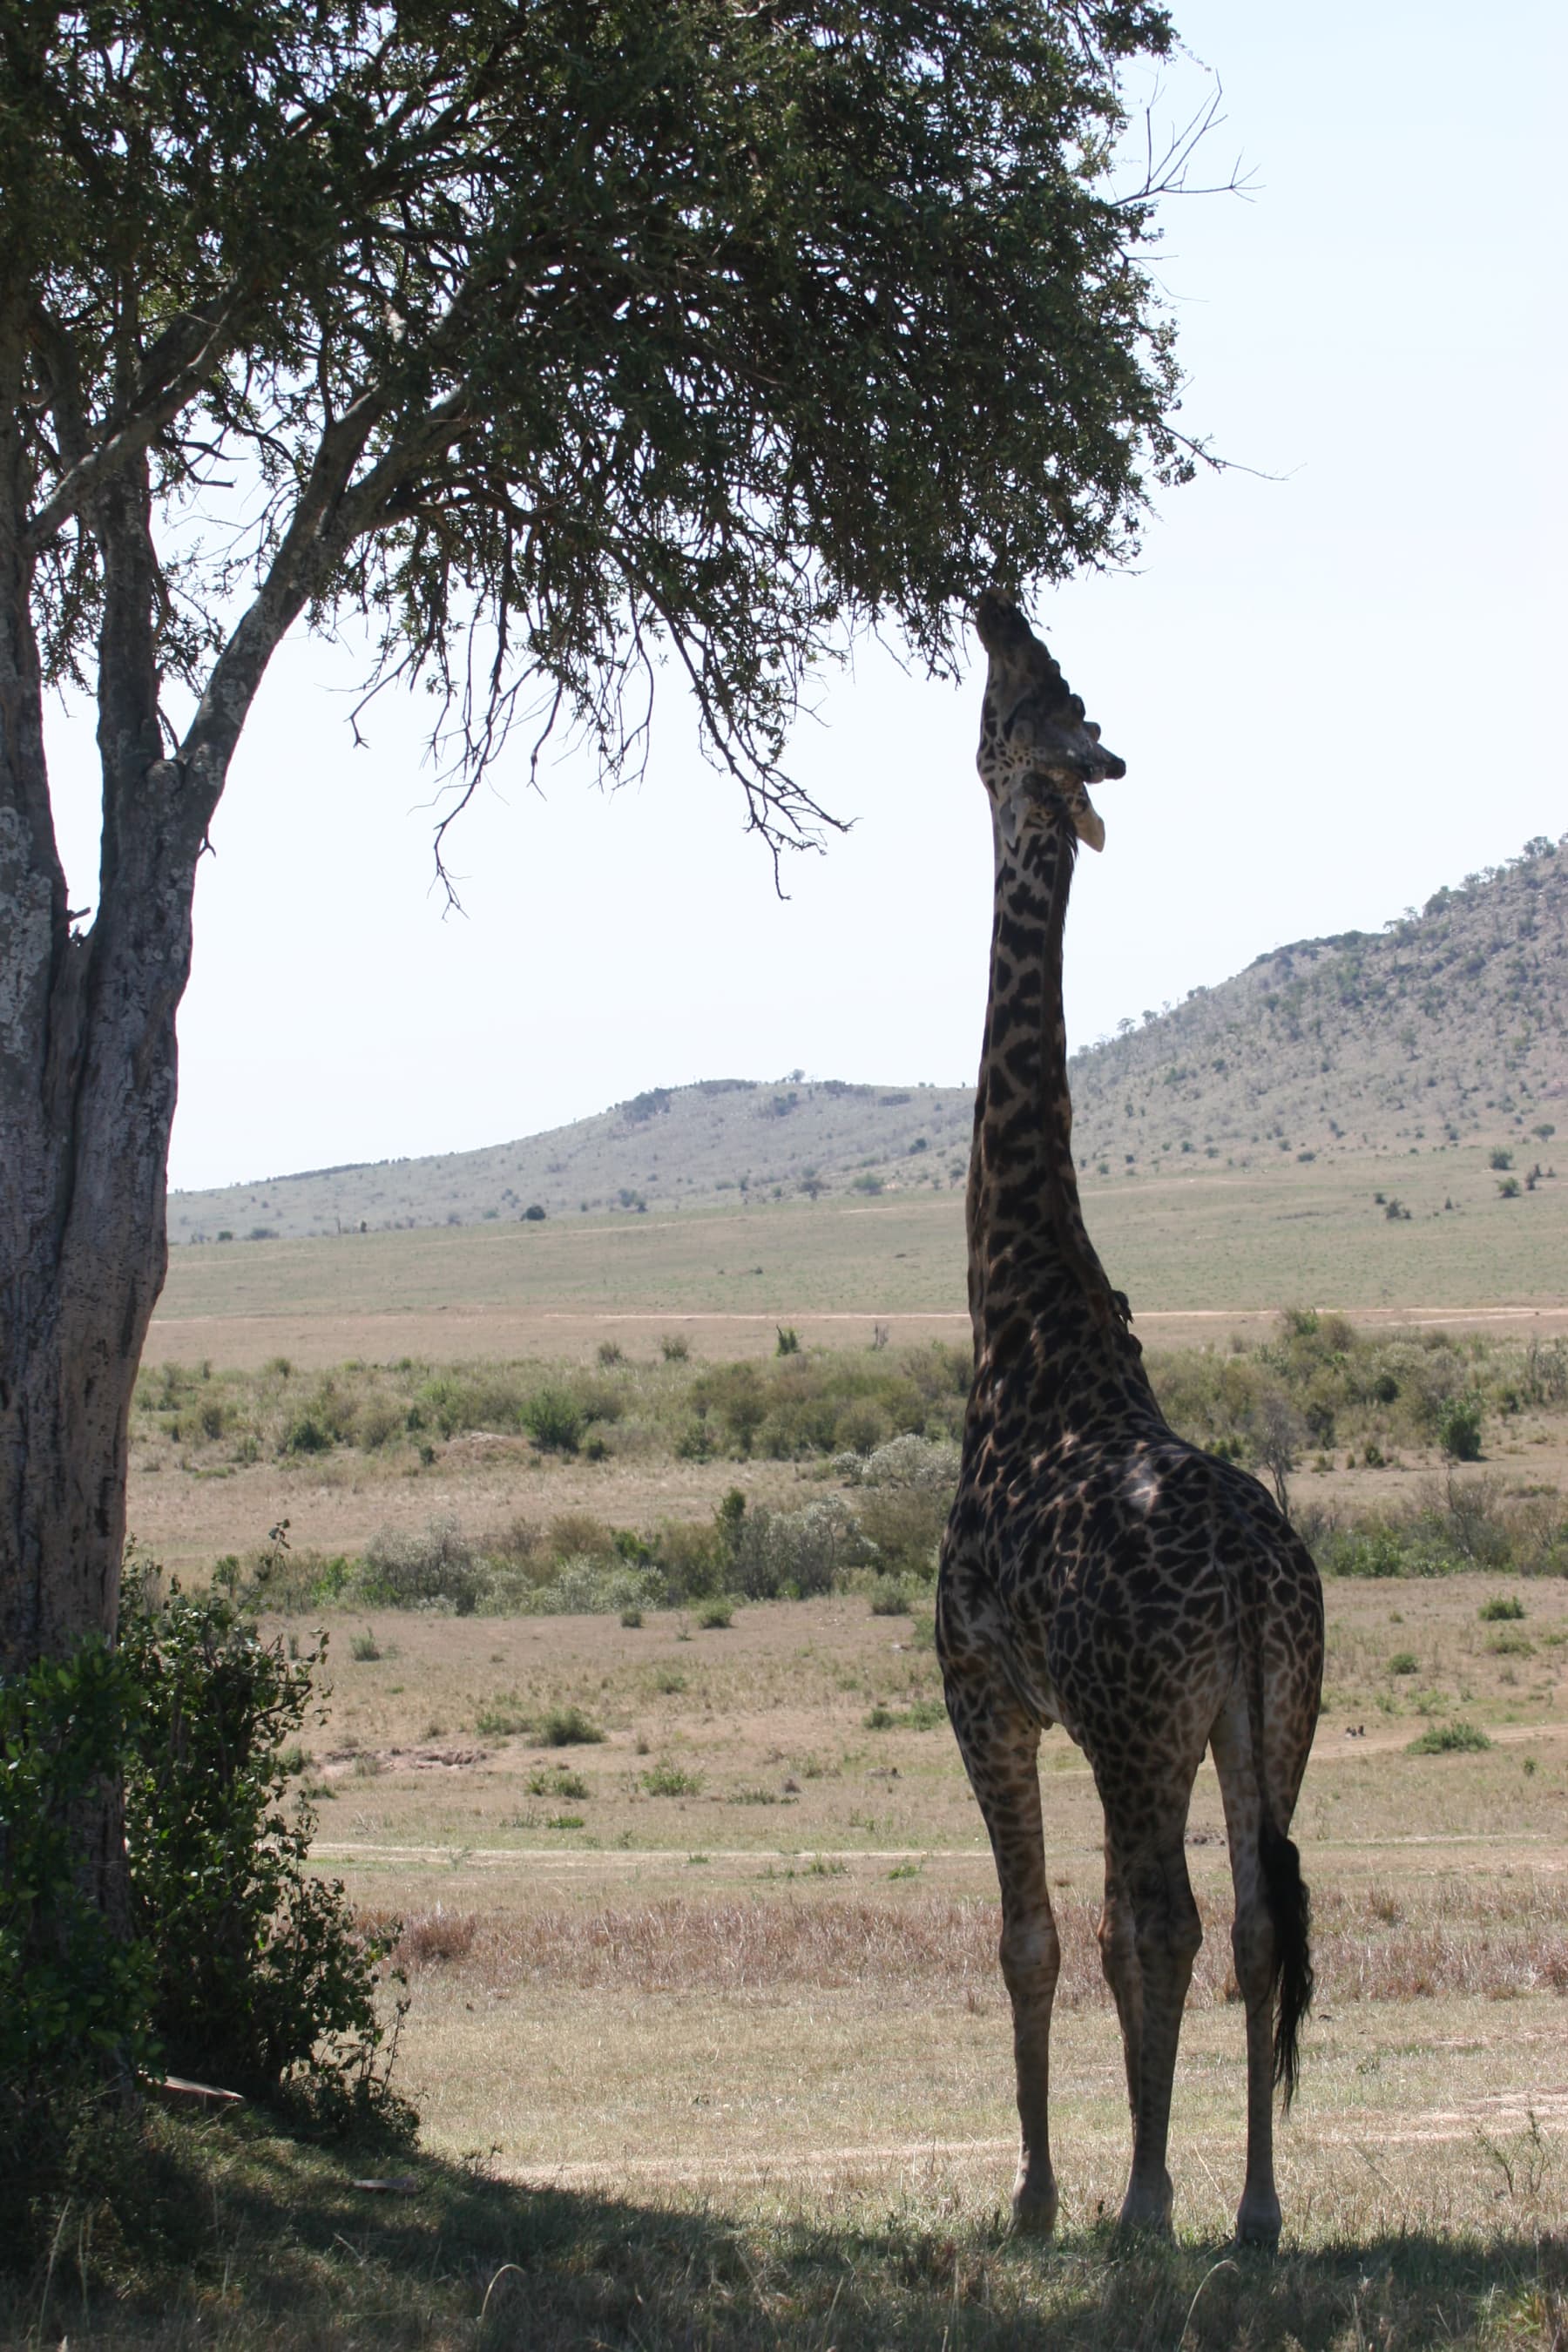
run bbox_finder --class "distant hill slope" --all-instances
[1067,833,1566,1175]
[169,835,1566,1245]
[169,1078,977,1242]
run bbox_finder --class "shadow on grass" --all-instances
[10,2109,1565,2351]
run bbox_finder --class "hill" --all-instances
[167,835,1567,1247]
[1067,833,1567,1175]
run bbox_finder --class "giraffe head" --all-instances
[972,591,1125,851]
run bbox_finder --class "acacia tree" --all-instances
[2,0,1196,1707]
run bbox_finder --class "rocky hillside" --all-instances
[1066,833,1566,1176]
[168,1078,976,1242]
[169,835,1566,1244]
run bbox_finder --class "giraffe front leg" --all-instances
[947,1680,1060,2233]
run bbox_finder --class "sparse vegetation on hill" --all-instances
[1070,834,1567,1173]
[168,838,1567,1243]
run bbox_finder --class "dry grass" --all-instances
[385,1878,1568,2006]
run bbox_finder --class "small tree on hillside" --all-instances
[2,0,1205,1913]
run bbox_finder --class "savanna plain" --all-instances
[34,1174,1566,2352]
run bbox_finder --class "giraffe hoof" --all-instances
[1010,2174,1058,2237]
[1115,2184,1173,2237]
[1234,2194,1282,2251]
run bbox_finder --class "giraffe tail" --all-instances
[1259,1815,1314,2107]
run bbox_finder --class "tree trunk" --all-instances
[2,416,210,1915]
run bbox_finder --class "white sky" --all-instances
[46,0,1568,1193]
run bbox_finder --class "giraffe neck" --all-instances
[966,805,1149,1402]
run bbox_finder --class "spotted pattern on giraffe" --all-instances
[936,591,1323,2248]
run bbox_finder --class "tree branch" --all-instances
[23,293,248,552]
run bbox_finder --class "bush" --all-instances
[523,1386,585,1453]
[514,1559,663,1617]
[1479,1594,1526,1621]
[358,1517,482,1613]
[534,1706,605,1747]
[1406,1721,1492,1754]
[1436,1395,1484,1461]
[0,1645,156,2234]
[697,1599,734,1628]
[869,1577,912,1615]
[730,1497,875,1599]
[641,1761,703,1796]
[118,1577,411,2133]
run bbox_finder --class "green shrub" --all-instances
[857,1487,950,1582]
[641,1761,703,1795]
[358,1517,481,1613]
[534,1706,605,1747]
[0,1644,156,2234]
[869,1577,913,1615]
[1406,1720,1492,1754]
[118,1572,412,2132]
[652,1518,725,1603]
[730,1497,875,1598]
[1479,1594,1526,1620]
[1388,1651,1418,1675]
[1437,1395,1484,1461]
[512,1560,664,1617]
[475,1697,531,1735]
[1319,1527,1409,1578]
[526,1765,589,1800]
[697,1599,733,1629]
[523,1386,585,1453]
[620,1606,644,1628]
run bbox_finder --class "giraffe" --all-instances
[936,591,1323,2248]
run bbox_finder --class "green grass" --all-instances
[641,1761,704,1797]
[864,1699,948,1733]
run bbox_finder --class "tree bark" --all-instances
[1,452,200,1709]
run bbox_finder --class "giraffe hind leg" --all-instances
[947,1678,1060,2234]
[1100,1777,1204,2235]
[1209,1687,1307,2248]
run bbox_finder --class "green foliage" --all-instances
[474,1699,532,1736]
[1479,1595,1526,1621]
[869,1578,913,1616]
[1437,1396,1484,1462]
[119,1576,411,2133]
[641,1762,703,1797]
[696,1600,734,1630]
[0,1646,156,2227]
[525,1766,588,1801]
[731,1498,875,1599]
[775,1326,801,1356]
[1387,1652,1418,1676]
[358,1517,482,1613]
[533,1707,605,1748]
[1406,1721,1492,1754]
[523,1387,585,1455]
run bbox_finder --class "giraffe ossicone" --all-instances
[936,595,1323,2247]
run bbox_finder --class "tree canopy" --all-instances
[2,0,1200,1686]
[6,0,1190,857]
